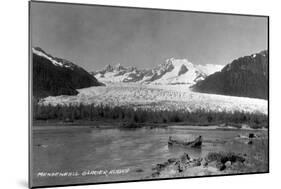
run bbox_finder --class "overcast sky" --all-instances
[31,2,268,71]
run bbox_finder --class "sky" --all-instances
[31,2,268,71]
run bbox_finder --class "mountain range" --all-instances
[32,47,268,100]
[92,58,223,85]
[32,47,103,98]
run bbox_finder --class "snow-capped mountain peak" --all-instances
[103,64,114,72]
[146,58,206,85]
[32,47,64,67]
[92,57,223,85]
[166,58,193,67]
[32,47,103,98]
[114,63,126,71]
[32,47,79,70]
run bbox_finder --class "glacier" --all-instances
[41,83,268,115]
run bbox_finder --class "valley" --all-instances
[31,47,269,187]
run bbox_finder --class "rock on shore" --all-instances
[150,151,248,178]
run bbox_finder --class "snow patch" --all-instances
[197,64,223,75]
[32,48,63,67]
[149,58,205,85]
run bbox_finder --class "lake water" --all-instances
[32,126,268,187]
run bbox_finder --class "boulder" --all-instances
[216,162,226,171]
[202,158,208,167]
[225,161,232,167]
[249,133,256,138]
[153,163,168,172]
[190,160,201,167]
[151,172,160,177]
[180,153,191,163]
[248,140,253,145]
[167,158,177,164]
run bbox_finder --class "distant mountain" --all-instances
[192,50,268,99]
[91,63,144,83]
[92,58,222,85]
[144,58,207,85]
[32,47,103,98]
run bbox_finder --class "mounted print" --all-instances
[29,1,269,188]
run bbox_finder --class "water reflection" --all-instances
[168,145,202,157]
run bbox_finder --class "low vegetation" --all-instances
[33,101,268,128]
[205,152,246,164]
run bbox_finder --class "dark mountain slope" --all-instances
[32,47,103,98]
[192,50,268,99]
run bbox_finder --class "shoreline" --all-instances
[148,149,268,179]
[32,120,268,131]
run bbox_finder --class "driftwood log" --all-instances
[168,135,202,148]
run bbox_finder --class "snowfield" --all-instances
[149,58,204,85]
[41,83,268,115]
